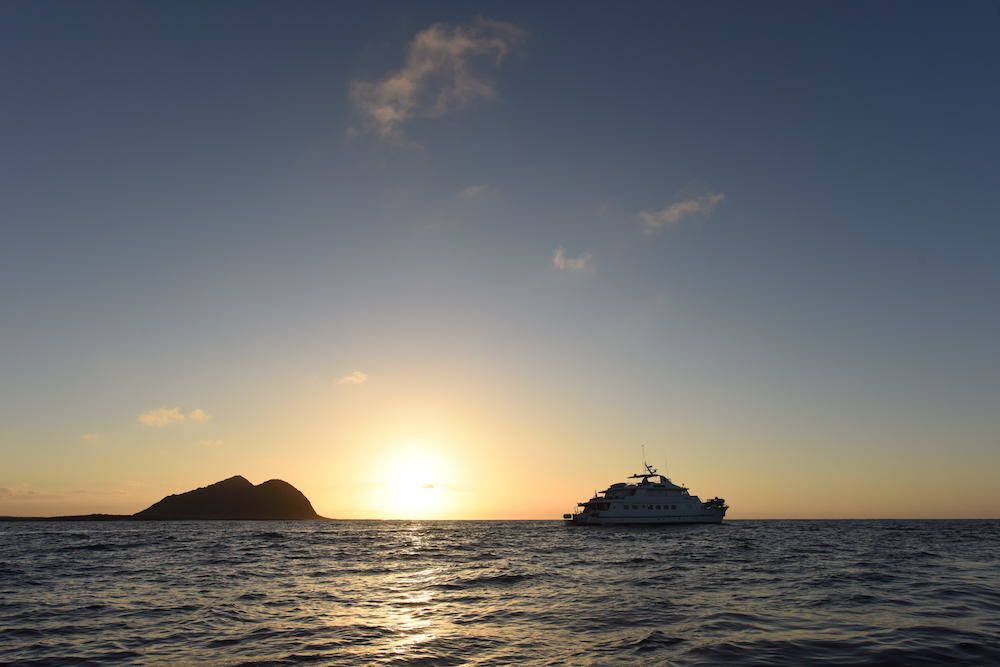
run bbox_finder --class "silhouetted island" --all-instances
[0,476,322,521]
[135,475,319,520]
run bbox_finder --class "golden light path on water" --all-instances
[378,529,441,660]
[318,525,457,661]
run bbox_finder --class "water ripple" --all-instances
[1,520,999,664]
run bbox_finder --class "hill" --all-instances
[133,475,320,520]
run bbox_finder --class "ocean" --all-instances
[1,520,998,665]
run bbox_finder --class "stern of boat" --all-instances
[564,511,594,525]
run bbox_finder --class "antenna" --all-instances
[641,444,656,476]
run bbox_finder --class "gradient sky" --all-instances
[2,1,998,519]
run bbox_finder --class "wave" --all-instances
[433,572,534,590]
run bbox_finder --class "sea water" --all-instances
[1,520,998,664]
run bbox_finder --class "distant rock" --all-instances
[0,514,132,522]
[133,475,320,520]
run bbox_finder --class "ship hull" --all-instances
[565,511,725,526]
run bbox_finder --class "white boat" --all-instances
[563,463,727,525]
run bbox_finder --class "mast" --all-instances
[629,446,658,480]
[641,444,656,476]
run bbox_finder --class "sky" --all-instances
[1,1,998,519]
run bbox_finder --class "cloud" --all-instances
[137,407,210,427]
[337,370,369,386]
[639,191,726,233]
[199,439,225,449]
[455,184,496,200]
[552,247,592,271]
[349,17,526,138]
[80,433,103,442]
[137,407,186,428]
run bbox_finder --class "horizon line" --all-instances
[2,516,998,522]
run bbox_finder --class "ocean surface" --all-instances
[1,520,999,665]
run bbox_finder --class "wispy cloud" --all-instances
[552,247,593,271]
[137,407,186,428]
[455,184,496,200]
[639,191,726,233]
[349,18,526,139]
[80,432,103,442]
[337,370,369,386]
[137,407,211,427]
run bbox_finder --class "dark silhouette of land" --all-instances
[136,475,318,520]
[0,475,322,521]
[0,514,134,522]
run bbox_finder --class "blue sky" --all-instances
[1,1,998,517]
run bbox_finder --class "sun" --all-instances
[378,445,453,519]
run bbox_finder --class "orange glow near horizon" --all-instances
[2,371,999,520]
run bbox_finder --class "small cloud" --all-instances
[337,370,369,386]
[455,184,496,200]
[349,17,526,139]
[137,407,211,427]
[80,433,103,442]
[137,407,186,428]
[199,439,225,449]
[639,191,725,233]
[552,247,592,271]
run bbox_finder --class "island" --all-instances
[0,475,323,521]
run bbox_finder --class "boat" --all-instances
[563,462,727,525]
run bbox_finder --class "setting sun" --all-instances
[375,445,454,519]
